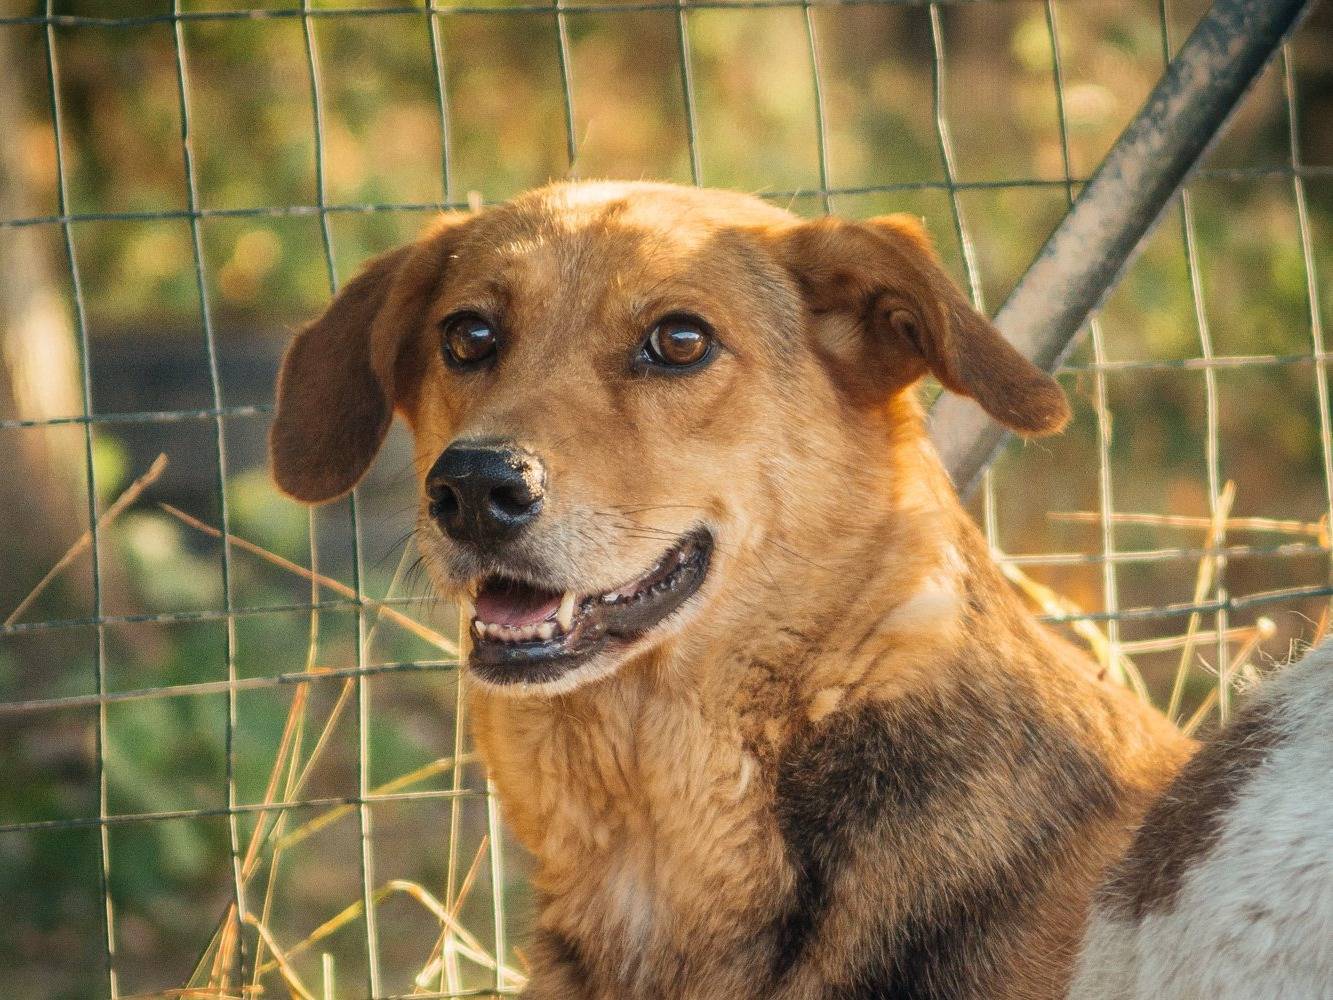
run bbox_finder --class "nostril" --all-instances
[429,484,461,522]
[489,484,541,519]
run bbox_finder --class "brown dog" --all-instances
[270,181,1191,999]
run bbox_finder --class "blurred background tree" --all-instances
[0,25,85,615]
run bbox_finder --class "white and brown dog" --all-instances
[1072,642,1332,1000]
[269,181,1328,999]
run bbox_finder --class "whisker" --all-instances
[609,503,710,515]
[371,529,420,572]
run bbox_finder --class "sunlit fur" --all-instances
[271,181,1193,999]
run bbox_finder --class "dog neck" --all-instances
[697,392,986,697]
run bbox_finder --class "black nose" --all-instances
[427,442,546,543]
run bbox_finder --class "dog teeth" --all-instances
[470,585,601,645]
[467,540,699,647]
[471,618,562,644]
[557,590,576,632]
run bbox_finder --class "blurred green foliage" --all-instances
[1,0,1331,996]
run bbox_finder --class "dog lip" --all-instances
[466,527,714,686]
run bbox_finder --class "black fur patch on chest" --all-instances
[539,927,591,982]
[769,681,1119,998]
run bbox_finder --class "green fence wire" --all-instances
[0,1,1328,997]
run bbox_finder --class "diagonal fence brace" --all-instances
[930,0,1319,500]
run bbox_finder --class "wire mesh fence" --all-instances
[0,0,1328,997]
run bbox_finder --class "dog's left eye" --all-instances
[643,316,714,369]
[442,312,498,367]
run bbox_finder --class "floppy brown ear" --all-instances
[270,226,453,504]
[775,214,1069,436]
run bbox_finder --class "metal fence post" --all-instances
[930,0,1318,499]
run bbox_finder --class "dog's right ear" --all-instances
[270,219,460,504]
[768,215,1070,437]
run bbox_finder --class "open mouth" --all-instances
[464,527,713,688]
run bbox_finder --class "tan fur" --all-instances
[270,181,1192,999]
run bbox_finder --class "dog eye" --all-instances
[442,313,498,367]
[644,316,714,369]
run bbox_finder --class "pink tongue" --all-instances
[474,580,563,627]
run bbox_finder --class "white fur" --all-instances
[1071,643,1333,999]
[881,544,965,633]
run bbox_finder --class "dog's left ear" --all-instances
[270,216,463,504]
[772,215,1069,436]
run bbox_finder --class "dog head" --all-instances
[270,181,1067,694]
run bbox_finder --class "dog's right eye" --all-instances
[642,315,715,370]
[441,313,498,368]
